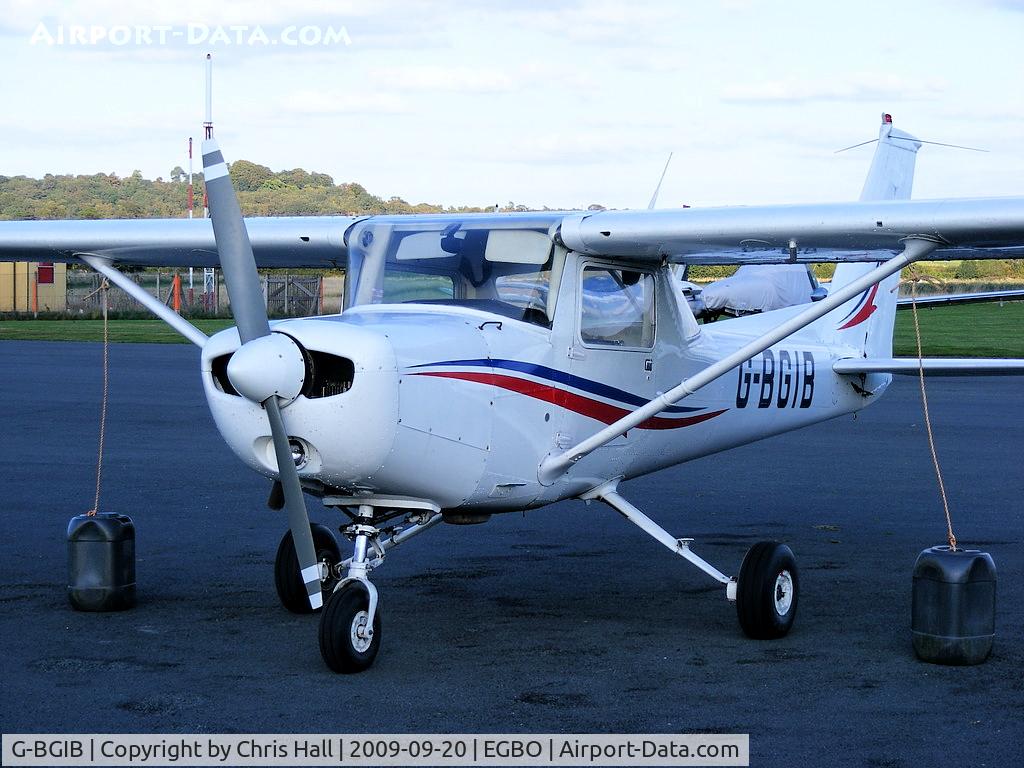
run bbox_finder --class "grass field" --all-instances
[892,301,1023,357]
[0,318,234,344]
[1,302,1022,356]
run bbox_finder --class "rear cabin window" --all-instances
[580,266,656,348]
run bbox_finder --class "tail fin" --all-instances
[857,113,921,203]
[827,114,921,357]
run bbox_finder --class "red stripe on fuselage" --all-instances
[413,371,727,430]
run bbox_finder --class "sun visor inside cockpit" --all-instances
[483,229,552,264]
[393,227,552,265]
[394,231,453,260]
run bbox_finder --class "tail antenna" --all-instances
[835,112,987,154]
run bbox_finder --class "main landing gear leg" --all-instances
[317,496,441,673]
[582,479,799,639]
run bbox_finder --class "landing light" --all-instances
[288,439,307,469]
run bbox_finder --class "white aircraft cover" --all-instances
[700,265,812,313]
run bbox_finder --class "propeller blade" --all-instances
[202,136,322,611]
[265,398,323,610]
[201,137,271,345]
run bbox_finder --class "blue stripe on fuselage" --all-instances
[409,358,703,414]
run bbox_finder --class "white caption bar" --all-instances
[2,734,748,766]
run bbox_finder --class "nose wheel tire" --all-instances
[274,524,341,614]
[319,582,382,673]
[736,541,799,639]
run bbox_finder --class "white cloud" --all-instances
[484,131,653,165]
[0,0,388,29]
[468,0,685,48]
[723,74,948,104]
[370,64,519,94]
[278,88,409,116]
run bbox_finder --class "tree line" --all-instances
[0,160,543,220]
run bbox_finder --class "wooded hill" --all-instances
[0,160,538,220]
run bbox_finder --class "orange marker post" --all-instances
[172,274,182,314]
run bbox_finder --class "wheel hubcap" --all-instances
[773,570,794,616]
[318,554,338,592]
[350,610,372,653]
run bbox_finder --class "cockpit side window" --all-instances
[579,265,656,348]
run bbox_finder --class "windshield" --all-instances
[345,216,564,326]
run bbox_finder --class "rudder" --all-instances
[826,114,921,358]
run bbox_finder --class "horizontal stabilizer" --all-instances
[897,289,1024,308]
[834,358,1024,376]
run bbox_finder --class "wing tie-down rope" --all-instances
[898,268,958,550]
[82,278,110,517]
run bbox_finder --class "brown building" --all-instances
[0,262,67,312]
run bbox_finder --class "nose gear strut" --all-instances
[316,495,441,673]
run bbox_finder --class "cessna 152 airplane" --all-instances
[2,112,1023,673]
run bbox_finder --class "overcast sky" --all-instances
[0,0,1021,210]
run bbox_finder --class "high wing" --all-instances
[3,199,1022,268]
[0,212,574,268]
[556,197,1024,264]
[0,216,361,268]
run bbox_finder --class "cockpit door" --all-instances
[567,262,658,446]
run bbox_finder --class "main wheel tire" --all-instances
[736,541,799,639]
[319,583,382,673]
[274,524,341,614]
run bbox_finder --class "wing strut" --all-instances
[79,254,208,347]
[538,238,939,484]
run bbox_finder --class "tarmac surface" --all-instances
[1,340,1021,767]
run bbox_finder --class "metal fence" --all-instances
[66,270,343,317]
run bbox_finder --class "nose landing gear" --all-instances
[313,496,442,673]
[319,581,381,673]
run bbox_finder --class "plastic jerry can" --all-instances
[67,513,136,611]
[912,545,995,665]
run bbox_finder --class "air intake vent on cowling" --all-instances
[211,354,239,396]
[302,351,355,399]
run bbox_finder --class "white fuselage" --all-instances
[200,253,882,512]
